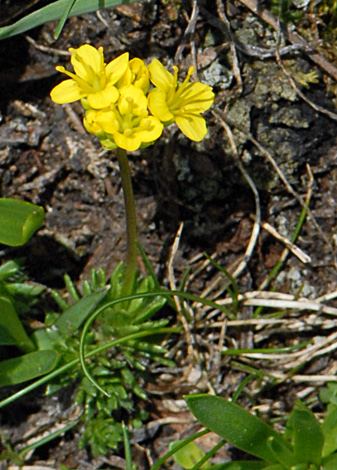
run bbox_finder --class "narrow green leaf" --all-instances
[5,283,44,297]
[55,287,110,336]
[286,403,324,466]
[185,394,292,464]
[0,260,21,281]
[0,296,35,352]
[0,0,138,40]
[0,198,44,246]
[0,350,59,386]
[51,289,70,311]
[64,274,80,302]
[122,422,133,470]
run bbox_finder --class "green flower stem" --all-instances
[116,147,138,296]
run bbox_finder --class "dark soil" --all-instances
[1,0,337,468]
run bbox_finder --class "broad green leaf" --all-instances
[321,405,337,457]
[55,287,110,336]
[0,350,59,386]
[322,452,337,470]
[286,403,323,466]
[0,198,44,246]
[0,325,16,345]
[266,436,297,468]
[0,296,35,352]
[320,384,337,407]
[32,326,65,351]
[185,395,292,464]
[0,0,138,40]
[170,440,208,469]
[207,463,282,470]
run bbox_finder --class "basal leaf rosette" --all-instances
[50,45,129,109]
[148,59,215,142]
[83,85,163,152]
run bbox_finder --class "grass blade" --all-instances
[0,0,139,40]
[54,0,77,39]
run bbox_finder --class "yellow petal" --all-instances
[137,116,163,142]
[50,79,84,104]
[182,82,215,112]
[114,132,142,152]
[175,114,208,141]
[118,86,147,115]
[106,52,130,84]
[95,110,119,134]
[117,66,132,89]
[148,89,174,122]
[129,58,150,92]
[148,59,175,91]
[83,110,105,136]
[87,86,119,109]
[70,44,104,79]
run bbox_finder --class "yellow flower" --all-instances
[84,86,163,151]
[117,58,150,92]
[50,45,129,109]
[148,59,214,141]
[83,108,112,138]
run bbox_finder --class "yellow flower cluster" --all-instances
[50,45,214,151]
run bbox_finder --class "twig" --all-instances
[275,50,337,122]
[258,163,314,290]
[168,223,196,361]
[237,0,337,81]
[175,0,199,63]
[259,219,311,264]
[25,35,71,56]
[292,375,337,382]
[200,6,304,59]
[210,290,337,315]
[216,113,261,279]
[212,107,333,252]
[214,0,242,91]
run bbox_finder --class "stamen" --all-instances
[187,66,194,77]
[56,66,94,93]
[114,118,121,131]
[124,96,135,116]
[71,50,105,91]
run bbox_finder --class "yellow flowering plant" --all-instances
[50,43,214,295]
